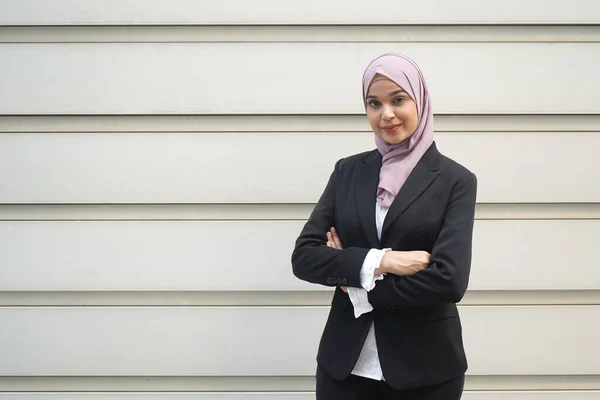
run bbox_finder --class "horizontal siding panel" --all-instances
[463,394,600,400]
[1,291,600,307]
[1,393,600,399]
[2,115,600,133]
[0,306,598,376]
[0,220,598,291]
[469,220,599,290]
[0,396,312,400]
[1,43,599,115]
[0,0,598,25]
[2,204,600,222]
[1,132,598,204]
[3,26,600,43]
[0,376,598,392]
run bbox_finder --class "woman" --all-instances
[291,53,477,399]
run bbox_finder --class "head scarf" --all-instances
[362,53,434,208]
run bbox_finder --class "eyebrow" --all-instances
[366,89,407,99]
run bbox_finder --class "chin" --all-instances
[380,132,410,145]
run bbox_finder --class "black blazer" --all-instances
[292,142,477,390]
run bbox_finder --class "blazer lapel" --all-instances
[355,150,382,248]
[381,143,441,238]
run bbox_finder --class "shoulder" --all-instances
[334,149,378,172]
[438,153,477,189]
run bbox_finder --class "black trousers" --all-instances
[316,365,464,400]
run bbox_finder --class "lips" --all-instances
[382,124,401,133]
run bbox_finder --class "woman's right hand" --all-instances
[375,250,431,276]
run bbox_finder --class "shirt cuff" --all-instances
[360,248,390,291]
[347,248,390,318]
[347,287,373,318]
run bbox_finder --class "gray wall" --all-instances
[0,0,599,398]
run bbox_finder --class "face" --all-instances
[365,76,419,145]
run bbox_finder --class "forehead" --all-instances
[366,76,403,96]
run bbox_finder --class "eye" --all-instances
[368,100,381,108]
[393,97,406,104]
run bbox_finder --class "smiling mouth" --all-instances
[382,124,401,133]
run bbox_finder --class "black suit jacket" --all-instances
[292,142,477,390]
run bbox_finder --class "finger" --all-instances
[341,286,348,293]
[327,230,339,250]
[415,251,430,265]
[331,228,343,249]
[326,232,334,246]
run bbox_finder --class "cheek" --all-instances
[410,104,419,126]
[366,109,380,128]
[401,105,419,128]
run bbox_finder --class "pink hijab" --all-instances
[362,53,434,208]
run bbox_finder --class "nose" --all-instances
[381,104,395,121]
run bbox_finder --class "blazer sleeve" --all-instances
[367,171,478,309]
[291,159,370,288]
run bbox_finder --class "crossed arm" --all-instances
[326,226,430,293]
[326,172,477,309]
[292,160,477,309]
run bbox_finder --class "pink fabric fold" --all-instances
[362,53,434,208]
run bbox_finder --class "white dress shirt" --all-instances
[346,202,390,381]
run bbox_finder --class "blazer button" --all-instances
[327,277,333,284]
[337,278,343,284]
[342,278,347,285]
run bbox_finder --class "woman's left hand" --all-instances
[326,227,348,293]
[326,227,343,250]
